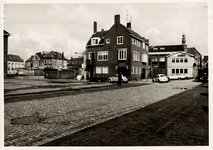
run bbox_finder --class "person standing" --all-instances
[118,72,122,86]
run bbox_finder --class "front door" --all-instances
[117,67,127,77]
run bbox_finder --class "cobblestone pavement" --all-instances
[4,80,201,146]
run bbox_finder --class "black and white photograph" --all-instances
[2,0,212,149]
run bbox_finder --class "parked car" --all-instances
[182,74,192,79]
[168,74,186,80]
[88,75,107,82]
[107,74,129,83]
[154,74,169,83]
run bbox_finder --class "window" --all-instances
[143,42,145,49]
[135,67,138,74]
[159,57,165,62]
[102,67,108,74]
[91,38,100,45]
[138,67,141,74]
[184,69,188,73]
[172,69,175,74]
[133,51,140,61]
[176,69,179,73]
[172,58,175,63]
[106,39,110,44]
[132,38,134,44]
[160,47,165,50]
[180,58,183,63]
[117,36,123,44]
[88,52,95,60]
[176,58,179,63]
[118,49,127,60]
[131,66,134,74]
[142,53,148,63]
[180,69,183,73]
[153,47,158,50]
[184,58,188,63]
[96,67,102,74]
[97,51,108,61]
[152,57,158,62]
[44,59,51,64]
[145,44,149,50]
[139,41,141,47]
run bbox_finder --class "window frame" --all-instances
[97,51,108,61]
[118,48,127,60]
[131,66,134,74]
[117,36,123,45]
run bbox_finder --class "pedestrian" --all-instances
[118,72,122,86]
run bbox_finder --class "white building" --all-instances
[7,54,25,75]
[166,51,197,78]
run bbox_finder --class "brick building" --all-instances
[86,14,149,81]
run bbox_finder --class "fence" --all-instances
[44,69,77,79]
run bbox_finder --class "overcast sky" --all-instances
[3,2,209,61]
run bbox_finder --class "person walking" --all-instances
[118,72,122,86]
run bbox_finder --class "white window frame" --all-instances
[135,66,138,74]
[142,53,148,63]
[172,58,175,63]
[96,67,102,74]
[117,36,123,45]
[96,66,108,74]
[118,48,127,60]
[91,37,100,45]
[143,42,145,49]
[97,51,108,61]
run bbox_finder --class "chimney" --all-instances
[127,22,131,29]
[114,15,120,24]
[101,29,104,32]
[94,21,97,33]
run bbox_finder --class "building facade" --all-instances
[7,54,25,75]
[25,51,68,70]
[149,33,202,79]
[4,30,10,78]
[86,14,149,81]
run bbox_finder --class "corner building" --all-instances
[86,15,149,81]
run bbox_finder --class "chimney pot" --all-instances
[114,15,120,24]
[127,22,131,29]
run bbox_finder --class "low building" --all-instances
[26,51,68,70]
[7,54,25,75]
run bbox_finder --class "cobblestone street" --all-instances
[4,80,202,146]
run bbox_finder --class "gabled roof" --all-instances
[86,30,109,46]
[4,30,10,36]
[36,51,67,60]
[25,55,34,62]
[166,51,194,58]
[120,24,148,43]
[186,47,201,56]
[7,54,24,62]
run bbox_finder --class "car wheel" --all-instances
[178,78,181,80]
[108,79,112,83]
[158,79,160,83]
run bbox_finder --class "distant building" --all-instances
[86,14,149,81]
[4,30,10,78]
[7,54,24,75]
[67,57,84,70]
[25,51,68,70]
[149,33,202,79]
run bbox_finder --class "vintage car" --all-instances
[154,74,170,83]
[107,74,129,83]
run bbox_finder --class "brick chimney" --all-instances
[94,21,97,33]
[114,15,120,24]
[127,22,131,29]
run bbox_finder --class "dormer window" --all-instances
[91,37,100,45]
